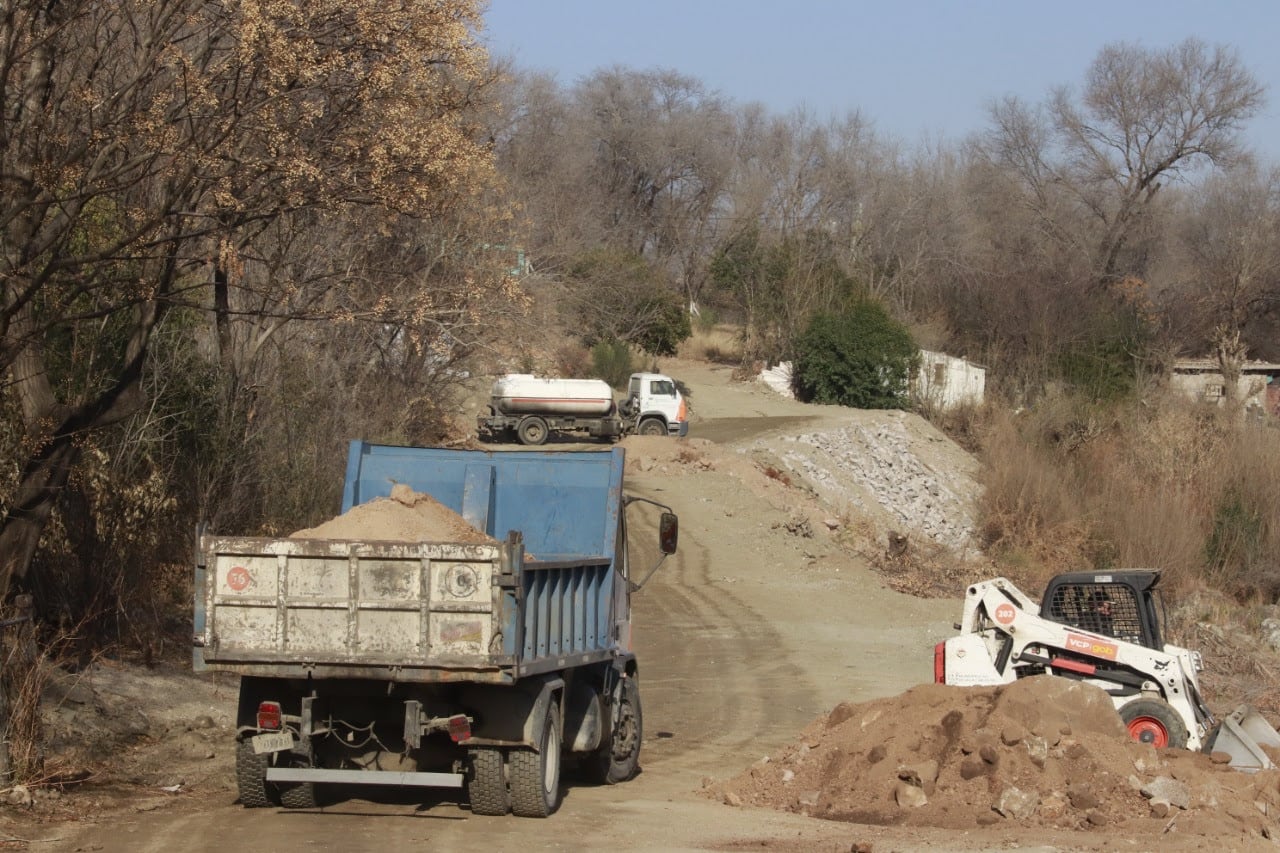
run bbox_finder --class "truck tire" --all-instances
[638,418,665,437]
[1119,698,1189,749]
[235,739,277,808]
[587,675,642,784]
[277,738,319,810]
[466,747,509,816]
[517,417,549,446]
[509,706,562,817]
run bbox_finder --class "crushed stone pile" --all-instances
[714,677,1280,843]
[764,419,979,550]
[290,483,496,544]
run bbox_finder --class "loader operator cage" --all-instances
[1043,582,1144,646]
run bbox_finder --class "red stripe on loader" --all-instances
[1050,657,1096,675]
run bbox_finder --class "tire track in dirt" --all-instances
[626,475,824,786]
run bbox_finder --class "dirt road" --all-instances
[24,361,1244,851]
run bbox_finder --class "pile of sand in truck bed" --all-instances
[289,483,496,544]
[713,676,1280,843]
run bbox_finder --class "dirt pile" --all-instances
[715,677,1280,844]
[289,483,495,544]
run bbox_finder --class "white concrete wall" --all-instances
[916,350,985,410]
[1170,369,1269,411]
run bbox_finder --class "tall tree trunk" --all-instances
[0,300,156,597]
[1214,324,1247,411]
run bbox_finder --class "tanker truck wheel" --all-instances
[587,675,642,784]
[466,748,509,815]
[517,417,549,446]
[509,706,562,817]
[638,418,665,437]
[1119,698,1188,749]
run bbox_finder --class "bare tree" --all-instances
[497,68,734,312]
[1165,166,1280,403]
[981,38,1265,291]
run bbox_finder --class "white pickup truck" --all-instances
[478,371,689,445]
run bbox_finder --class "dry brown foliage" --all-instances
[977,392,1280,602]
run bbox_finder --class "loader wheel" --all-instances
[517,417,549,446]
[1119,698,1189,749]
[509,706,562,817]
[466,747,509,815]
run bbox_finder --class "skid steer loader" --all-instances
[934,569,1280,771]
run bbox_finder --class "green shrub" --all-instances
[791,302,918,409]
[632,288,691,356]
[565,248,692,356]
[591,339,635,389]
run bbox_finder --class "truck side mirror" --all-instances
[659,512,678,554]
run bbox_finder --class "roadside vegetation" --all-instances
[975,390,1280,605]
[1,8,1279,783]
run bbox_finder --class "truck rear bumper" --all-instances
[265,767,464,788]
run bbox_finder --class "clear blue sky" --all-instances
[482,1,1280,159]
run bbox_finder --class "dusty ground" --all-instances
[3,357,1279,851]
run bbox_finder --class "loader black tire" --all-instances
[235,740,277,808]
[466,747,509,816]
[1119,698,1188,749]
[509,706,562,817]
[586,675,642,784]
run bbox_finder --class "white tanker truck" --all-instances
[478,372,689,445]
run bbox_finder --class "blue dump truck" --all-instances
[193,441,677,817]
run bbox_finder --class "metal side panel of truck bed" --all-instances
[194,444,630,684]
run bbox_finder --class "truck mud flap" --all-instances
[1204,704,1280,772]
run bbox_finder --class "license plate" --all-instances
[251,731,294,755]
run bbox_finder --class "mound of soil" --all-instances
[289,483,495,544]
[716,677,1280,843]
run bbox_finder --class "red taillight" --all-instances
[257,701,282,730]
[933,642,946,684]
[447,714,472,743]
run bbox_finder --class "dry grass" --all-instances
[1,597,44,783]
[679,324,743,364]
[977,392,1280,603]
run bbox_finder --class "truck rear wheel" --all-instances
[588,675,642,784]
[235,740,277,808]
[509,706,562,817]
[517,417,549,446]
[638,418,665,436]
[1119,698,1189,749]
[466,747,509,815]
[277,738,319,809]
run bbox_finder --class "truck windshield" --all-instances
[649,380,675,396]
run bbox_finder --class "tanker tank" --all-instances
[490,374,616,417]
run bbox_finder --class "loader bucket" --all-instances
[1204,705,1280,772]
